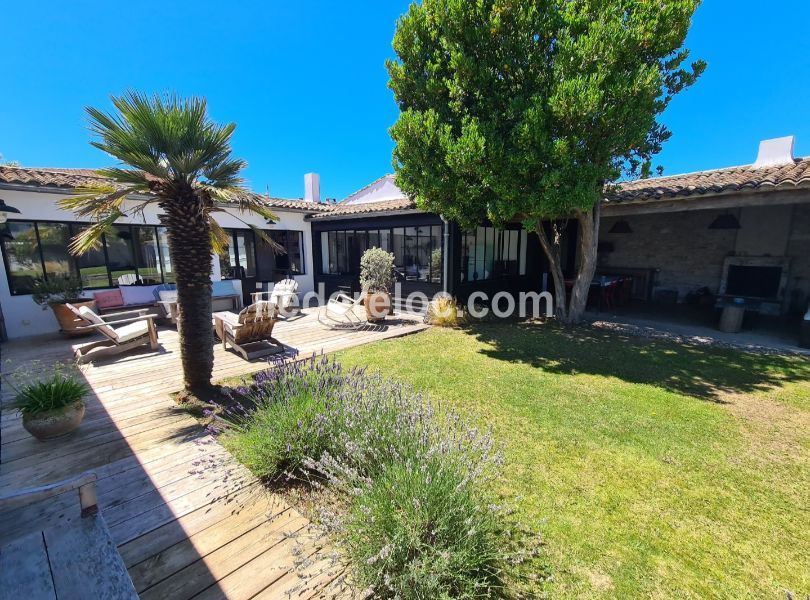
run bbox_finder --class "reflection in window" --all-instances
[462,227,526,282]
[38,223,74,279]
[2,222,42,294]
[157,227,174,282]
[134,226,162,283]
[106,226,137,285]
[264,230,305,277]
[320,225,442,284]
[0,221,200,294]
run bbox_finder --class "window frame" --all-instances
[1,220,172,295]
[318,224,444,284]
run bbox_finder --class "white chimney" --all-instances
[304,173,320,203]
[753,135,795,168]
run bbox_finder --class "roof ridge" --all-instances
[616,156,810,187]
[340,173,395,203]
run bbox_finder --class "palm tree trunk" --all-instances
[161,199,214,392]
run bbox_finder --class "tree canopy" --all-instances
[388,0,705,230]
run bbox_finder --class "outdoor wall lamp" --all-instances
[0,198,21,224]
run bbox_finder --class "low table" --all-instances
[212,310,239,344]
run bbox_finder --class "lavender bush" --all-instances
[216,355,521,598]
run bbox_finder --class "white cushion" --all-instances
[78,306,117,340]
[158,290,178,302]
[113,320,149,343]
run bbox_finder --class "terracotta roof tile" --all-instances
[310,198,416,218]
[0,165,332,212]
[0,166,110,188]
[608,157,810,203]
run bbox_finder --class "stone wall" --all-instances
[599,201,810,313]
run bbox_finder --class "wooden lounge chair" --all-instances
[67,303,159,364]
[0,471,138,599]
[251,278,300,317]
[217,301,284,360]
[317,292,365,330]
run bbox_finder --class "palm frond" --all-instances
[58,185,149,219]
[210,191,279,223]
[68,210,122,255]
[209,219,232,256]
[248,223,285,254]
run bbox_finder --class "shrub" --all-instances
[216,356,518,598]
[5,360,89,416]
[426,294,463,327]
[31,276,85,307]
[359,247,395,293]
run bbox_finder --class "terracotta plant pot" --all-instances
[365,292,391,322]
[22,401,86,441]
[50,299,96,337]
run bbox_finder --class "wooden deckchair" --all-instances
[219,301,284,360]
[67,304,160,364]
[251,278,301,317]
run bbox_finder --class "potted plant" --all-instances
[7,361,89,440]
[359,247,395,322]
[31,276,96,336]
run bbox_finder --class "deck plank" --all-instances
[1,307,427,598]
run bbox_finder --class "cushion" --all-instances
[158,290,178,302]
[113,320,149,343]
[212,280,237,297]
[78,306,117,340]
[94,289,124,309]
[120,285,159,306]
[152,283,176,301]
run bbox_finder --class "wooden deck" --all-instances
[0,307,428,599]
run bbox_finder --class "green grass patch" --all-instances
[336,322,810,598]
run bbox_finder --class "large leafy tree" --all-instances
[388,0,705,322]
[62,92,279,392]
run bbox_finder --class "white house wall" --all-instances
[0,188,315,338]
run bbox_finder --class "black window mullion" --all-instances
[32,223,49,282]
[153,226,166,284]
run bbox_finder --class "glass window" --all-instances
[264,230,304,276]
[403,227,418,280]
[157,227,175,283]
[2,222,43,294]
[106,226,138,285]
[70,225,109,289]
[235,231,256,278]
[134,226,162,284]
[392,228,405,271]
[38,223,75,279]
[379,229,391,252]
[430,226,442,283]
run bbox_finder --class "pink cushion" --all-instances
[94,289,124,309]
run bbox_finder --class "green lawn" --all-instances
[336,323,810,598]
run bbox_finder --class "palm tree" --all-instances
[61,92,280,393]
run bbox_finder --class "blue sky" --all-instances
[2,1,809,200]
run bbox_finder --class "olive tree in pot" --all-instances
[359,247,395,322]
[31,276,96,336]
[6,361,90,440]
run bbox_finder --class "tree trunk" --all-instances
[161,198,214,392]
[534,202,601,324]
[535,221,568,321]
[567,201,601,323]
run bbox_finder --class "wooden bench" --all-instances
[0,472,138,599]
